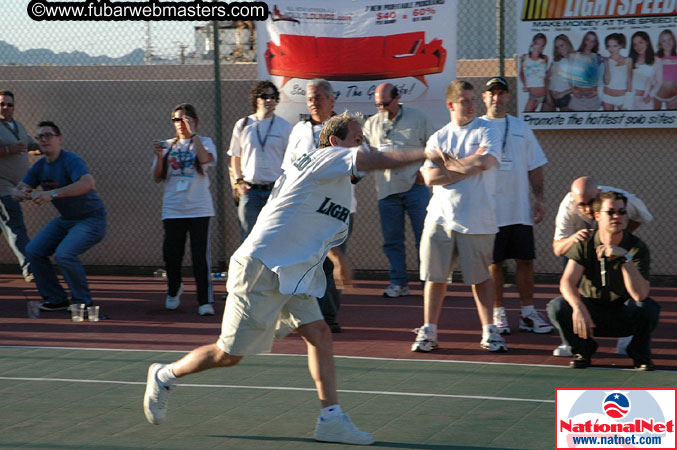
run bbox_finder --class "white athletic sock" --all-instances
[521,305,535,316]
[157,364,177,386]
[494,306,505,314]
[423,323,437,333]
[321,404,343,421]
[482,324,494,335]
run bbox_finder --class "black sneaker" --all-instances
[626,345,655,371]
[569,354,591,369]
[39,300,70,311]
[569,340,598,369]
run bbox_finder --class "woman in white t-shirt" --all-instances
[152,104,218,316]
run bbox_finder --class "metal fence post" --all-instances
[497,0,505,77]
[212,17,227,271]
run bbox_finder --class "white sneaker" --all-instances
[314,413,375,445]
[143,363,174,425]
[198,303,215,316]
[383,284,410,298]
[480,325,508,352]
[553,344,573,357]
[493,308,511,334]
[165,283,184,310]
[411,326,438,352]
[519,310,554,334]
[616,335,633,356]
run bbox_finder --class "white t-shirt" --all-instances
[227,114,292,184]
[232,145,367,297]
[481,115,548,227]
[553,185,654,240]
[153,136,217,220]
[284,119,358,213]
[284,120,323,167]
[423,117,501,234]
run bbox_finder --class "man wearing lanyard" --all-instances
[284,79,347,333]
[363,83,434,298]
[228,81,292,241]
[0,90,39,282]
[480,77,552,337]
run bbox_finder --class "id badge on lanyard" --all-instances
[499,118,513,171]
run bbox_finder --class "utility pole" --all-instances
[144,22,153,64]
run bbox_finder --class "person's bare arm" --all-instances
[30,174,96,205]
[553,228,592,257]
[327,247,353,290]
[595,244,650,302]
[528,166,545,224]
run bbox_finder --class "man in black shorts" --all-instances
[480,77,553,335]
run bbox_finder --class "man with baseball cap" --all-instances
[481,77,553,337]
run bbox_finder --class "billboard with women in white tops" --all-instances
[517,0,677,129]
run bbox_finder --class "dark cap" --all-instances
[485,76,509,92]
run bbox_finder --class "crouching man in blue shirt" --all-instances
[13,121,106,311]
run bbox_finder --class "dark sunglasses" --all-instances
[601,208,627,216]
[172,117,187,122]
[0,102,14,107]
[375,100,393,108]
[35,132,57,140]
[259,93,278,100]
[576,199,595,208]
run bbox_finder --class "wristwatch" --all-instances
[50,190,58,199]
[622,252,633,264]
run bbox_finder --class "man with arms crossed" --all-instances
[547,191,659,370]
[363,82,434,298]
[480,77,553,335]
[552,176,652,356]
[143,113,443,445]
[411,80,506,353]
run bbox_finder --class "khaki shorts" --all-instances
[217,256,324,356]
[419,221,494,285]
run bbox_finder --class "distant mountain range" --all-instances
[0,41,145,66]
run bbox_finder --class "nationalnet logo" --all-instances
[556,389,676,449]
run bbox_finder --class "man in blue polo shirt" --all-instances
[13,121,106,311]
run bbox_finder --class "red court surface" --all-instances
[1,275,675,371]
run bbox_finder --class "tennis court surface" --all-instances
[2,275,676,449]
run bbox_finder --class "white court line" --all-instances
[0,376,554,404]
[0,345,565,368]
[1,345,673,373]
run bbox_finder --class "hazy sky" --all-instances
[2,0,205,58]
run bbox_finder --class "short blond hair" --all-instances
[446,80,474,103]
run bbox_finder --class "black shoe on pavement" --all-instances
[39,301,70,311]
[569,354,591,369]
[569,340,598,369]
[626,345,655,371]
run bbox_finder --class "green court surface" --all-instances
[1,347,675,449]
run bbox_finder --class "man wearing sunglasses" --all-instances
[12,121,106,312]
[363,82,434,298]
[228,81,292,241]
[553,176,652,258]
[0,90,40,282]
[547,191,659,371]
[551,176,653,357]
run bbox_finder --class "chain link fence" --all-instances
[0,0,674,281]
